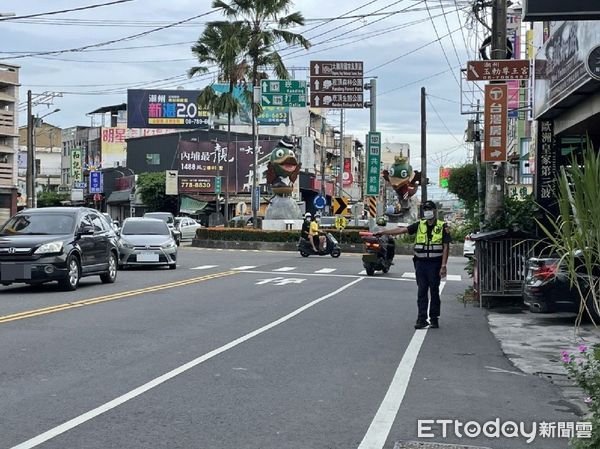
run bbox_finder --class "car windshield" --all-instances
[144,213,173,224]
[122,220,170,235]
[0,214,75,235]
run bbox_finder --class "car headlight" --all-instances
[161,241,176,249]
[119,240,134,249]
[34,241,64,255]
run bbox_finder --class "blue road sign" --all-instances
[313,195,326,209]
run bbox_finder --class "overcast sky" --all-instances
[1,0,486,196]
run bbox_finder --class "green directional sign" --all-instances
[261,79,307,107]
[214,176,222,194]
[366,131,381,196]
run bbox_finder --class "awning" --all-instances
[106,189,132,204]
[180,196,208,214]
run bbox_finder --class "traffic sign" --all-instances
[466,60,530,81]
[313,195,326,209]
[332,196,350,215]
[310,60,364,109]
[586,45,600,80]
[335,216,348,230]
[365,132,382,195]
[260,79,307,107]
[214,176,222,194]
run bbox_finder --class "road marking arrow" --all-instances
[314,79,320,90]
[262,95,271,105]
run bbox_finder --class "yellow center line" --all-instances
[0,271,236,324]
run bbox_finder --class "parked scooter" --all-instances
[360,231,394,276]
[298,233,341,258]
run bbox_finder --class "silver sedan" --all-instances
[118,218,178,269]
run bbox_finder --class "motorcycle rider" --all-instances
[309,215,326,252]
[374,216,395,261]
[301,212,315,250]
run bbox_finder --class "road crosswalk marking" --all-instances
[314,268,337,273]
[401,272,461,281]
[232,266,258,271]
[190,265,218,270]
[272,266,296,272]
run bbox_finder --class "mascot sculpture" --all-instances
[382,155,422,220]
[264,137,302,220]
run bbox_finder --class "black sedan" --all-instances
[0,207,119,291]
[523,255,599,321]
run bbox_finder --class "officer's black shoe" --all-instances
[414,320,428,329]
[429,319,439,329]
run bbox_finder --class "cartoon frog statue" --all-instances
[265,137,301,196]
[382,155,422,201]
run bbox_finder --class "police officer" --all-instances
[375,200,451,329]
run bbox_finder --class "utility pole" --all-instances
[338,109,344,196]
[26,90,33,209]
[252,86,260,228]
[485,0,508,221]
[420,86,427,203]
[474,100,484,230]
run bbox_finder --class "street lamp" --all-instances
[27,108,60,208]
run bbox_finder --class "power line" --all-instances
[0,0,134,21]
[424,0,461,87]
[0,8,218,60]
[0,40,196,55]
[378,65,459,96]
[426,95,464,147]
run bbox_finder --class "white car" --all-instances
[463,233,476,258]
[175,216,202,240]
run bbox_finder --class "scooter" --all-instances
[360,231,394,276]
[298,233,341,258]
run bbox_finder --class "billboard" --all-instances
[534,21,600,118]
[127,89,210,129]
[70,149,83,186]
[101,127,176,168]
[523,0,600,21]
[177,139,278,193]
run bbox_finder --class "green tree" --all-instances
[189,21,251,223]
[136,172,178,214]
[447,163,481,221]
[213,0,311,226]
[37,191,69,208]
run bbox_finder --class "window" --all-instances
[146,153,160,165]
[35,159,41,175]
[88,214,106,232]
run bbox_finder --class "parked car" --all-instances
[463,233,476,258]
[175,216,202,240]
[0,207,119,290]
[523,254,600,320]
[143,212,181,245]
[101,213,120,232]
[118,218,177,269]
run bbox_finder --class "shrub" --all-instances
[195,227,366,244]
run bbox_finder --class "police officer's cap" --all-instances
[422,200,437,210]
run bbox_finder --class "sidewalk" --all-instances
[487,308,600,415]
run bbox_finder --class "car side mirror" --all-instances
[78,225,94,236]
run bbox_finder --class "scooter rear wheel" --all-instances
[366,266,375,276]
[300,251,309,257]
[382,266,390,273]
[330,248,341,258]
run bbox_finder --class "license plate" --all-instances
[1,263,31,281]
[137,252,159,262]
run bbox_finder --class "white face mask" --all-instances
[423,210,435,220]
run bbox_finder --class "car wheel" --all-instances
[59,255,81,291]
[330,248,341,258]
[366,266,375,276]
[100,253,118,284]
[169,263,177,270]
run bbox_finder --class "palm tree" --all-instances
[189,21,250,223]
[213,0,311,227]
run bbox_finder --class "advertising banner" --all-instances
[101,127,177,168]
[70,149,83,186]
[127,89,211,129]
[483,84,508,162]
[535,120,558,212]
[177,139,277,193]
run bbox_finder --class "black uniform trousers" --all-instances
[414,257,442,322]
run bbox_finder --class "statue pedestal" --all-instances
[265,195,302,220]
[262,219,304,231]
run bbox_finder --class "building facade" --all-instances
[0,63,19,220]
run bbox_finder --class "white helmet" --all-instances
[304,212,312,218]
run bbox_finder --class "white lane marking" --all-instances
[11,278,365,449]
[255,277,305,285]
[232,266,257,271]
[272,266,296,272]
[358,270,367,275]
[315,268,336,274]
[240,270,413,282]
[401,272,415,279]
[358,281,446,449]
[190,265,218,270]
